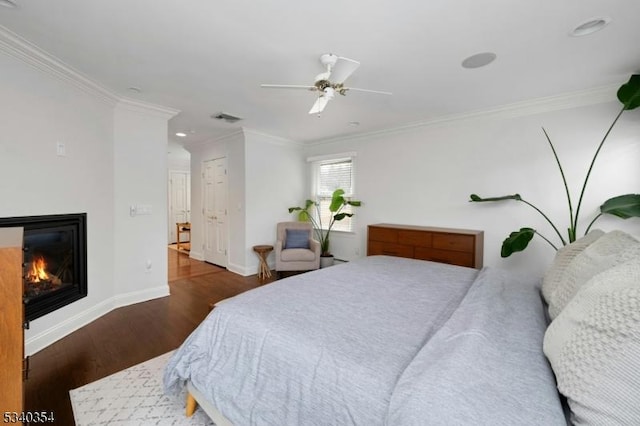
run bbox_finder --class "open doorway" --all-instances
[168,141,191,255]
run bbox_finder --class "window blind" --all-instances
[314,158,354,232]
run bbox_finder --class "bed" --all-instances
[165,226,640,425]
[163,255,567,425]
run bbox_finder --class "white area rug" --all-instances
[70,351,214,425]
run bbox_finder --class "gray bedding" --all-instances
[386,267,566,425]
[163,255,565,425]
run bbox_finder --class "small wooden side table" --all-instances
[253,245,273,280]
[176,222,191,251]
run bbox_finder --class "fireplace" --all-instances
[0,213,87,324]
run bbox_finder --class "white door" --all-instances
[168,171,191,243]
[203,158,228,267]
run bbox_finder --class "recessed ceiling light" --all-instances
[175,132,187,138]
[461,52,497,69]
[0,0,17,8]
[570,17,611,37]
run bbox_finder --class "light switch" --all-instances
[56,142,66,156]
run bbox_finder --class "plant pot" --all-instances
[320,255,334,268]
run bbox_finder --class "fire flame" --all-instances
[27,256,54,283]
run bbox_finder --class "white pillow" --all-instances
[543,258,640,425]
[541,230,604,304]
[547,230,640,319]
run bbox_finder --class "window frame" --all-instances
[307,152,357,233]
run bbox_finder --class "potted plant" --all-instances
[288,189,362,267]
[470,74,640,257]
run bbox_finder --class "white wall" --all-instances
[0,37,177,354]
[303,99,640,277]
[168,140,190,172]
[187,129,305,275]
[113,101,175,301]
[244,130,306,274]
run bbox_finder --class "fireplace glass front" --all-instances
[0,214,87,323]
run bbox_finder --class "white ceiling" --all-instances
[1,0,639,145]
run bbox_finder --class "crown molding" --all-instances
[308,84,619,146]
[0,24,181,119]
[182,129,246,150]
[242,127,304,148]
[115,97,180,119]
[0,24,120,105]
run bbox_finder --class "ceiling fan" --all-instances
[261,53,392,115]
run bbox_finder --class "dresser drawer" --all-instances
[397,230,432,247]
[368,227,398,243]
[368,241,414,258]
[367,224,483,269]
[432,234,475,253]
[414,247,474,268]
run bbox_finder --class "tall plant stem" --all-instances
[313,202,326,251]
[573,106,626,235]
[584,213,602,235]
[534,230,559,251]
[519,198,567,246]
[542,127,574,241]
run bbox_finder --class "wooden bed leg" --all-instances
[186,392,198,417]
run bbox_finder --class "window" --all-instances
[309,153,356,232]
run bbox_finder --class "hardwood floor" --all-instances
[24,249,275,425]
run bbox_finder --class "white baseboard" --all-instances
[226,260,274,277]
[112,285,169,308]
[227,261,251,276]
[189,250,204,261]
[24,285,169,356]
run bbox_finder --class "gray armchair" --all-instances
[275,221,321,273]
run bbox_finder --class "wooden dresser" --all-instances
[367,223,484,269]
[0,227,24,419]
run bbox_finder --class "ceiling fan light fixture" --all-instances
[324,87,336,100]
[570,17,611,37]
[262,53,391,115]
[461,52,497,69]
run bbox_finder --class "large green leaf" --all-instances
[501,228,535,258]
[329,189,346,212]
[333,213,354,221]
[617,74,640,110]
[600,194,640,219]
[470,193,522,202]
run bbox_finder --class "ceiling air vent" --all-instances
[212,112,243,123]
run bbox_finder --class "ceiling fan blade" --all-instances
[345,87,393,95]
[329,57,360,84]
[261,84,316,90]
[308,96,331,115]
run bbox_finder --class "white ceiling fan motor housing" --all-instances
[320,53,338,68]
[315,53,338,83]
